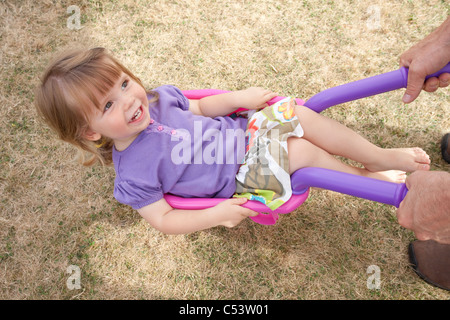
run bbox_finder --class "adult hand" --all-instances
[396,171,450,244]
[399,16,450,103]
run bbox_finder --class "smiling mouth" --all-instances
[129,106,143,123]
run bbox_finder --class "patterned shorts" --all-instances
[234,97,304,210]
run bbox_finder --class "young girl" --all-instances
[35,47,431,235]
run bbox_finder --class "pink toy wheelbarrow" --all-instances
[165,63,450,225]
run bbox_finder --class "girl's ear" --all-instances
[83,128,102,141]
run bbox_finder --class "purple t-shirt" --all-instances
[113,85,248,209]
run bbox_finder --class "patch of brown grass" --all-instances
[0,0,449,299]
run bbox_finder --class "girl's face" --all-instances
[85,72,150,151]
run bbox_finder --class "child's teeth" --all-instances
[132,108,141,121]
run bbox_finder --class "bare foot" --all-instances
[364,147,430,173]
[366,170,407,183]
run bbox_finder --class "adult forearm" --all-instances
[435,15,450,42]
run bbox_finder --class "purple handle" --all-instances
[291,167,408,208]
[167,167,407,212]
[304,63,450,112]
[176,62,448,225]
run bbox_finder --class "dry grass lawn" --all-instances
[1,0,449,300]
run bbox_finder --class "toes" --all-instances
[376,170,407,183]
[397,171,407,183]
[417,163,430,171]
[411,148,430,171]
[413,147,431,164]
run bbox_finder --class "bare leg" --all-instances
[293,105,430,172]
[287,137,407,183]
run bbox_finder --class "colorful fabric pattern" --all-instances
[234,97,304,210]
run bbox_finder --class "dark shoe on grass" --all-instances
[408,240,450,291]
[441,133,450,164]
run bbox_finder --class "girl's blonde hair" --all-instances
[35,47,158,166]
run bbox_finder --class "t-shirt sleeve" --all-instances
[156,85,190,111]
[114,180,164,210]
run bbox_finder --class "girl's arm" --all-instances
[137,197,258,235]
[189,87,277,118]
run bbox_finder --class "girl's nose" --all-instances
[120,95,134,111]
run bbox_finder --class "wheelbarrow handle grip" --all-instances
[304,62,450,112]
[291,167,408,208]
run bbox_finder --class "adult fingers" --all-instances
[438,72,450,87]
[414,231,431,241]
[396,200,414,230]
[423,77,440,92]
[403,63,428,103]
[422,72,449,93]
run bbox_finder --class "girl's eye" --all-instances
[121,80,128,90]
[104,101,113,112]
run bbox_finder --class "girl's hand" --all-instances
[214,197,259,228]
[238,87,278,110]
